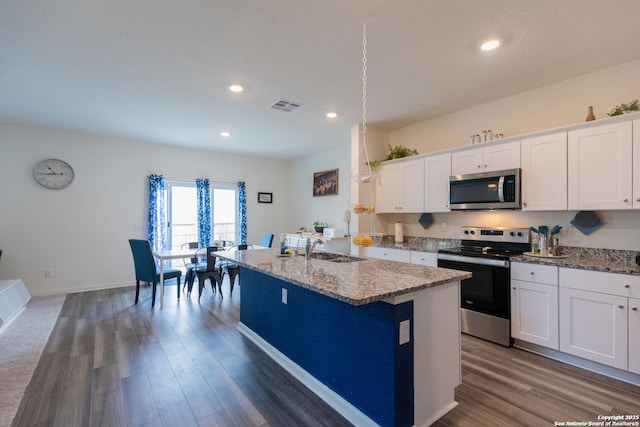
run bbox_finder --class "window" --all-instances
[165,180,238,252]
[212,183,237,243]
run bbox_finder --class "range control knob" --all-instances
[509,231,515,236]
[463,230,470,235]
[470,230,475,235]
[517,232,523,237]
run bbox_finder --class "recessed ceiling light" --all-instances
[220,131,231,137]
[229,84,243,93]
[480,39,500,51]
[326,112,338,118]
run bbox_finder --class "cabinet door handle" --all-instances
[484,164,488,168]
[625,284,631,288]
[632,307,638,311]
[477,165,481,169]
[512,286,516,290]
[523,201,527,207]
[624,198,629,203]
[619,305,625,309]
[530,271,535,275]
[637,198,640,202]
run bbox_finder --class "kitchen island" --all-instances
[216,248,471,427]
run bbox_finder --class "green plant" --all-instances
[384,144,418,160]
[365,144,418,169]
[313,221,328,227]
[607,99,639,116]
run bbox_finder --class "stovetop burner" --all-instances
[438,226,530,259]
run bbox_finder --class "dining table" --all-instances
[152,247,200,308]
[153,244,271,308]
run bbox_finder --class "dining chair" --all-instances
[181,241,200,294]
[194,246,223,301]
[260,233,274,248]
[222,244,252,295]
[128,239,182,307]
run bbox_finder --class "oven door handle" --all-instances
[437,253,509,268]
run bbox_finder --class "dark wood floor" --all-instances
[12,279,640,427]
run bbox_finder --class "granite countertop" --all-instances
[217,248,471,306]
[511,248,640,276]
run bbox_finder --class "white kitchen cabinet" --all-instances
[510,262,559,349]
[451,140,520,175]
[558,268,636,370]
[424,152,451,212]
[633,120,640,209]
[568,121,633,210]
[520,132,567,211]
[629,297,640,375]
[410,250,437,267]
[364,246,411,263]
[375,158,424,213]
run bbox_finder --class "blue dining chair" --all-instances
[128,239,182,307]
[260,233,274,248]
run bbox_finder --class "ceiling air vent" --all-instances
[270,99,302,112]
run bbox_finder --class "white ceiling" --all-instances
[2,0,640,159]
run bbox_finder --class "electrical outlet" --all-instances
[399,320,410,345]
[44,269,53,279]
[281,288,287,304]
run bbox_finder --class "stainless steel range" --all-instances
[437,226,529,347]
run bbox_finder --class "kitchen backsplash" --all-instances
[379,234,639,263]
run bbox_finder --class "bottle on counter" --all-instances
[280,234,287,254]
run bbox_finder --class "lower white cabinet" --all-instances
[510,262,559,349]
[629,297,640,375]
[410,251,437,267]
[558,268,636,370]
[364,246,411,263]
[559,287,628,369]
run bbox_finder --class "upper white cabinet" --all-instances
[376,158,424,213]
[424,152,451,212]
[633,120,640,209]
[568,121,633,210]
[451,140,520,175]
[521,132,568,211]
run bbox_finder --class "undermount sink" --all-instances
[298,252,366,263]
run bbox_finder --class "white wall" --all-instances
[288,142,351,233]
[390,59,640,154]
[0,123,290,295]
[359,59,640,251]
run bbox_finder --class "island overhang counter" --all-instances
[216,248,471,427]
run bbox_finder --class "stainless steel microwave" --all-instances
[449,168,521,210]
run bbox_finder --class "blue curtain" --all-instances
[147,174,167,252]
[196,178,211,247]
[238,181,247,244]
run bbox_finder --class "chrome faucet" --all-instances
[305,238,325,260]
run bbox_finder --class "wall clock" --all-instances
[33,158,75,189]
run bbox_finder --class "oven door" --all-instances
[437,255,510,319]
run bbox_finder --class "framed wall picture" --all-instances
[258,192,273,203]
[313,168,339,197]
